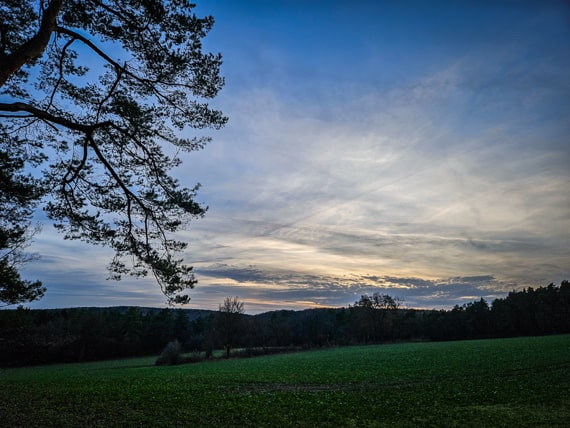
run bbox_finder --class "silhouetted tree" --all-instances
[119,307,143,355]
[490,282,570,337]
[216,296,245,358]
[352,293,402,342]
[0,1,226,304]
[173,309,191,346]
[491,298,517,337]
[463,298,491,338]
[143,309,176,352]
[557,280,570,332]
[0,147,45,306]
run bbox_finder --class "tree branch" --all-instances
[85,133,150,227]
[55,26,202,92]
[55,26,122,75]
[0,0,63,86]
[0,102,110,133]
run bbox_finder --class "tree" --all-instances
[0,141,46,306]
[216,296,245,358]
[462,298,490,338]
[0,1,227,304]
[352,293,402,342]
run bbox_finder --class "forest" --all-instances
[0,280,568,367]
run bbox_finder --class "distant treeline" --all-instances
[0,281,568,366]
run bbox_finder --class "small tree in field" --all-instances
[216,296,245,358]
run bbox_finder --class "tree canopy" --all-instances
[0,145,46,306]
[0,1,227,304]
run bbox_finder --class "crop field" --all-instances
[1,335,569,427]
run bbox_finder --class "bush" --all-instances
[155,340,184,366]
[185,351,205,363]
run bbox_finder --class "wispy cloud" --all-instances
[19,1,570,313]
[177,46,569,312]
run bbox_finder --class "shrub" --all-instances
[155,340,184,366]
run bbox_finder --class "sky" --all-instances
[19,0,570,313]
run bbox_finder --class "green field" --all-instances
[1,335,569,427]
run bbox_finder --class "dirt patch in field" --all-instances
[234,383,350,393]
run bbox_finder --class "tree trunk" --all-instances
[0,0,63,87]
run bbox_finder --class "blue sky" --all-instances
[21,0,570,313]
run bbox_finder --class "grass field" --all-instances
[1,335,569,427]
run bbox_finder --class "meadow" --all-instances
[1,335,568,427]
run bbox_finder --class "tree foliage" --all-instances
[354,293,401,311]
[0,140,46,306]
[351,293,402,342]
[0,1,227,304]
